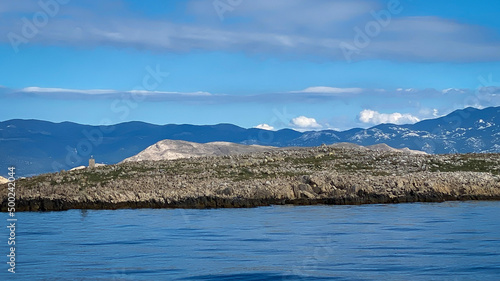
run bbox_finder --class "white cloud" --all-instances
[128,90,212,97]
[189,0,377,28]
[22,87,117,95]
[0,1,499,62]
[6,86,500,116]
[359,110,420,125]
[254,124,274,130]
[291,116,322,129]
[418,108,441,118]
[17,86,213,98]
[297,86,363,95]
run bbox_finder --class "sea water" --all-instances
[3,201,500,280]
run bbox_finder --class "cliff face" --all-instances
[2,145,499,211]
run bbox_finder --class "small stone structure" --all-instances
[89,156,95,169]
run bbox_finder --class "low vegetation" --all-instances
[2,144,500,211]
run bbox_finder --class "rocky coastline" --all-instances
[2,144,500,211]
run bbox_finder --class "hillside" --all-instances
[1,106,499,176]
[121,140,274,162]
[0,176,8,184]
[122,140,425,163]
[2,144,499,211]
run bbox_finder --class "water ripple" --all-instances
[4,201,500,281]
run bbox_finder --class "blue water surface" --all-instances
[2,201,500,280]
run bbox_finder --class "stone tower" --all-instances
[89,156,95,169]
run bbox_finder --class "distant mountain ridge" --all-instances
[1,106,499,176]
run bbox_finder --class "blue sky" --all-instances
[1,0,500,131]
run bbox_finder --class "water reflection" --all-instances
[80,209,88,220]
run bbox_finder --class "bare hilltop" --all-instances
[121,139,274,162]
[2,141,500,211]
[0,176,8,184]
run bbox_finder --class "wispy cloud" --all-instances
[22,87,117,95]
[1,84,499,130]
[3,86,500,111]
[1,0,499,62]
[11,86,214,100]
[294,86,363,95]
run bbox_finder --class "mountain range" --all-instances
[1,106,499,177]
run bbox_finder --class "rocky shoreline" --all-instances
[2,144,500,211]
[9,194,500,212]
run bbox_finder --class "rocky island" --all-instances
[2,143,500,211]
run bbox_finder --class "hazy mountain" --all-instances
[1,106,498,177]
